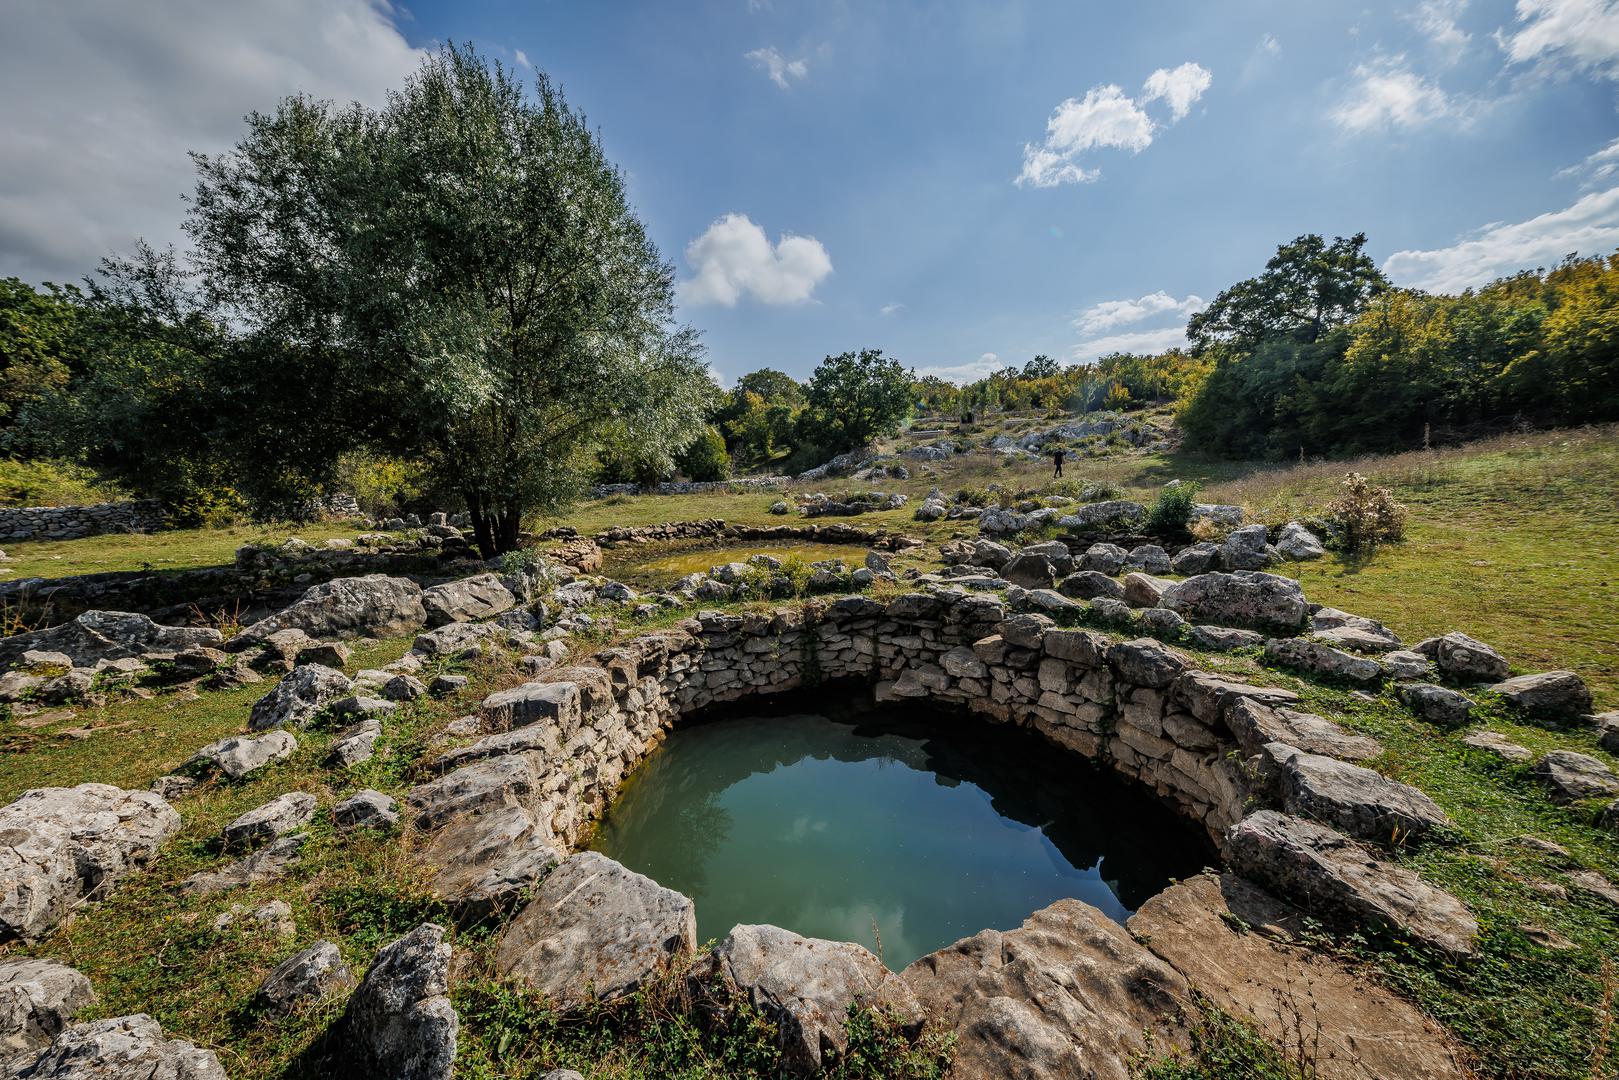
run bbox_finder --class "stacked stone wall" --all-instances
[0,500,164,543]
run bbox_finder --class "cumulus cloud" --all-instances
[1072,290,1205,335]
[1070,326,1192,362]
[0,0,424,284]
[746,46,808,88]
[1497,0,1619,77]
[1141,62,1213,121]
[676,213,832,306]
[1383,186,1619,292]
[912,352,1006,384]
[1331,61,1459,132]
[1016,62,1210,187]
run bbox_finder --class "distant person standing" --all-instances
[1052,448,1065,478]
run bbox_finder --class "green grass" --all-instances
[0,521,374,583]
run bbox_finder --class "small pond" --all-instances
[590,700,1213,970]
[602,540,873,590]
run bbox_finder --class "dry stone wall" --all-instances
[0,501,164,543]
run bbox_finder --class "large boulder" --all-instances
[1486,671,1593,720]
[11,1014,226,1079]
[1219,524,1270,570]
[702,924,924,1074]
[418,806,561,924]
[1263,638,1383,685]
[334,924,457,1080]
[496,852,695,1009]
[185,731,297,780]
[1531,751,1619,803]
[1412,632,1509,683]
[248,664,352,730]
[1127,874,1470,1080]
[256,941,355,1013]
[900,898,1189,1080]
[234,575,426,646]
[1078,543,1128,575]
[1055,500,1146,533]
[1056,571,1124,602]
[1225,811,1478,958]
[1160,571,1308,631]
[479,681,582,732]
[0,612,221,673]
[0,959,94,1069]
[1398,682,1475,727]
[420,574,518,627]
[1262,743,1451,843]
[1273,521,1326,560]
[0,785,180,943]
[1000,553,1056,590]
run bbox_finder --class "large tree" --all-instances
[802,348,913,453]
[181,44,714,555]
[1187,233,1388,353]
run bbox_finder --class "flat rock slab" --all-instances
[1461,730,1532,763]
[1225,811,1478,959]
[406,754,542,830]
[0,611,221,672]
[419,805,561,924]
[180,834,306,896]
[1488,670,1593,720]
[186,731,296,780]
[12,1013,226,1079]
[1160,571,1308,631]
[421,573,518,626]
[496,852,695,1009]
[0,784,181,942]
[1264,638,1383,685]
[703,924,923,1073]
[0,958,94,1068]
[479,681,583,733]
[1128,873,1469,1080]
[221,792,316,851]
[235,574,426,646]
[1532,750,1619,803]
[334,924,456,1080]
[900,898,1189,1080]
[1224,698,1382,762]
[1264,743,1450,843]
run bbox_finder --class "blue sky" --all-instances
[3,1,1618,385]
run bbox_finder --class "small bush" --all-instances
[1146,482,1199,537]
[0,458,127,507]
[678,426,732,482]
[1326,472,1407,552]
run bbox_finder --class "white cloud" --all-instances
[514,49,532,69]
[1331,61,1458,132]
[676,213,832,306]
[1018,63,1210,187]
[1259,33,1282,56]
[1497,0,1619,77]
[1141,62,1213,121]
[1072,290,1205,335]
[1383,186,1619,292]
[1557,136,1619,184]
[1409,0,1471,64]
[912,352,1005,384]
[746,46,808,89]
[1070,326,1191,362]
[0,0,425,284]
[879,302,904,316]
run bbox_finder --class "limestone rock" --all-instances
[1124,544,1171,575]
[421,573,518,627]
[1078,543,1127,575]
[1311,624,1401,653]
[1219,524,1270,570]
[1397,682,1473,727]
[1531,750,1619,803]
[333,790,398,833]
[382,674,428,702]
[1223,698,1381,762]
[0,959,94,1068]
[1014,540,1073,575]
[1127,874,1468,1080]
[294,641,350,669]
[235,574,426,646]
[1170,542,1219,576]
[1055,500,1145,533]
[1160,571,1308,631]
[413,621,497,658]
[0,785,180,942]
[419,805,561,924]
[703,924,924,1073]
[1121,572,1172,609]
[1273,522,1326,561]
[496,852,695,1008]
[1487,670,1593,720]
[1057,571,1123,602]
[1263,743,1450,843]
[335,924,457,1080]
[210,900,294,938]
[186,730,297,780]
[480,681,582,732]
[1413,631,1509,683]
[248,664,352,730]
[256,941,355,1013]
[326,717,383,768]
[1000,553,1055,590]
[1597,712,1619,754]
[1188,625,1263,651]
[407,754,542,830]
[11,1014,226,1079]
[1264,638,1382,685]
[0,612,221,673]
[180,834,306,895]
[1107,638,1186,688]
[221,792,316,851]
[1461,730,1531,763]
[1225,811,1478,958]
[900,898,1189,1080]
[1379,650,1434,680]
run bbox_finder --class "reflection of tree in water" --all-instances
[593,740,733,898]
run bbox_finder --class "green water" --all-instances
[590,704,1212,970]
[602,541,867,589]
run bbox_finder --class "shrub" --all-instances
[1326,472,1407,552]
[678,425,731,482]
[0,458,126,507]
[1146,482,1199,537]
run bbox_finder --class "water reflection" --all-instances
[590,699,1213,970]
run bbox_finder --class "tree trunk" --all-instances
[495,505,522,555]
[465,489,498,561]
